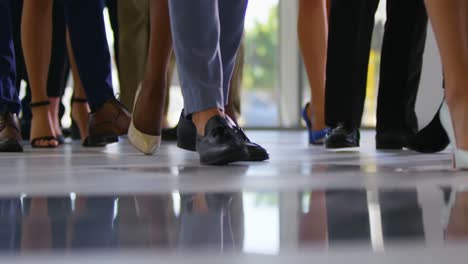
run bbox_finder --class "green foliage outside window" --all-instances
[243,5,278,90]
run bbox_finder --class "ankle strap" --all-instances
[30,101,50,108]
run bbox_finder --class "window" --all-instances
[240,0,280,127]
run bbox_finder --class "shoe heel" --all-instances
[177,123,197,152]
[440,102,468,170]
[128,121,161,155]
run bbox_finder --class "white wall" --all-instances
[415,25,444,129]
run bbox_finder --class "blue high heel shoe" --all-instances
[302,103,330,145]
[439,102,468,170]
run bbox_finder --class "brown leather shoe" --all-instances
[0,112,23,152]
[87,98,131,147]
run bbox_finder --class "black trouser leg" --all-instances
[47,0,70,99]
[325,0,379,129]
[376,0,428,134]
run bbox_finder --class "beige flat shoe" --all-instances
[128,86,161,155]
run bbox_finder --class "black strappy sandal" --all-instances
[71,97,91,147]
[29,101,59,148]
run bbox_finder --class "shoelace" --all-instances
[213,125,242,144]
[234,126,249,141]
[211,126,230,139]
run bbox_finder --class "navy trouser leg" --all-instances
[47,0,70,98]
[0,0,20,114]
[169,0,248,115]
[64,0,115,111]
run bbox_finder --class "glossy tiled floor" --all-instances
[0,131,468,263]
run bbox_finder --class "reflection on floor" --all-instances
[0,131,467,263]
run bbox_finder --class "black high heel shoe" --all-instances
[29,101,59,148]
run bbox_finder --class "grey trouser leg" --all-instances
[168,0,248,116]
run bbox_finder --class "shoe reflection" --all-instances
[299,189,425,247]
[7,192,242,252]
[0,188,466,253]
[179,193,238,250]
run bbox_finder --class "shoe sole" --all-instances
[200,148,249,165]
[0,139,23,152]
[376,143,404,150]
[310,141,325,146]
[406,144,449,153]
[325,141,359,149]
[247,147,270,162]
[248,154,270,162]
[183,140,269,162]
[86,134,119,147]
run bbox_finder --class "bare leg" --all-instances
[49,97,62,138]
[446,192,468,239]
[21,0,58,147]
[133,0,172,136]
[298,0,328,130]
[66,30,90,142]
[425,0,468,148]
[21,198,52,250]
[299,191,328,246]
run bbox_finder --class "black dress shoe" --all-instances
[406,107,449,153]
[196,116,248,165]
[162,125,178,141]
[177,112,197,151]
[177,110,269,161]
[232,126,269,161]
[325,123,360,149]
[376,131,411,150]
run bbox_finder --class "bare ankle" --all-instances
[192,108,224,136]
[307,103,326,130]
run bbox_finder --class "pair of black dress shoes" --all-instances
[325,108,449,153]
[324,123,412,150]
[176,111,269,165]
